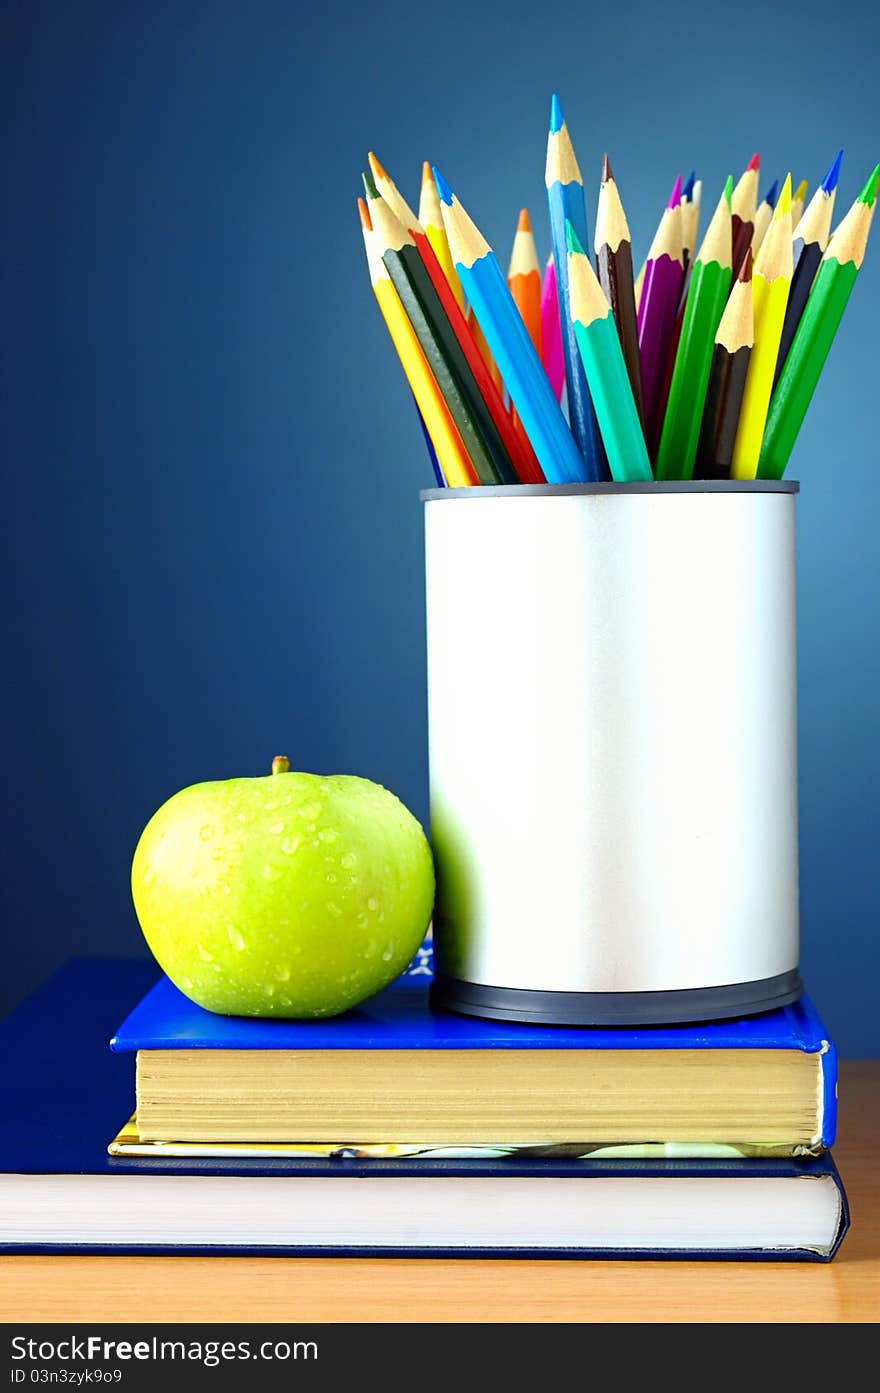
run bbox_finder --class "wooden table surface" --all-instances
[2,1061,878,1324]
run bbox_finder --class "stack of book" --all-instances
[0,942,847,1259]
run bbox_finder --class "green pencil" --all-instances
[566,222,652,482]
[759,163,879,480]
[654,178,733,481]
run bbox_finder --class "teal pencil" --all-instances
[566,223,653,482]
[434,168,587,486]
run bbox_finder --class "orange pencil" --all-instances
[507,208,542,353]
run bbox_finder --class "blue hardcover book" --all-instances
[0,960,849,1260]
[111,941,837,1158]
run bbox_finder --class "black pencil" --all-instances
[772,150,843,393]
[595,153,645,431]
[695,248,754,479]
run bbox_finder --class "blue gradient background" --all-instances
[3,0,878,1051]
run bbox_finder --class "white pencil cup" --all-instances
[423,481,802,1025]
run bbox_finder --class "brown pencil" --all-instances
[595,153,645,430]
[696,248,754,479]
[731,153,760,274]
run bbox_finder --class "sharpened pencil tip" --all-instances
[793,179,809,203]
[858,163,880,206]
[747,152,761,172]
[682,170,696,199]
[763,179,780,209]
[723,174,734,207]
[738,246,753,281]
[517,208,532,233]
[602,152,612,182]
[432,166,454,206]
[668,174,683,208]
[564,218,585,256]
[774,174,792,218]
[367,151,389,185]
[821,150,844,195]
[421,160,433,187]
[362,168,379,201]
[549,93,564,134]
[357,197,372,232]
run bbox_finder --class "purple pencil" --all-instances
[637,175,685,446]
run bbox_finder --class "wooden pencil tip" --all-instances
[602,152,612,182]
[432,165,454,206]
[357,197,372,232]
[367,151,388,184]
[362,167,379,201]
[421,160,433,187]
[682,170,696,199]
[746,152,761,172]
[763,178,780,209]
[793,178,809,202]
[738,246,753,281]
[517,207,532,232]
[723,174,734,207]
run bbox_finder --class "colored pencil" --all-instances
[790,178,808,232]
[772,150,843,393]
[366,153,537,484]
[540,256,566,402]
[637,174,685,446]
[567,223,652,482]
[358,198,477,488]
[751,178,779,258]
[731,153,760,274]
[680,172,699,274]
[633,258,645,313]
[369,192,516,485]
[508,208,542,353]
[595,153,645,431]
[760,164,879,480]
[545,94,604,478]
[731,174,794,479]
[695,249,754,479]
[416,404,448,487]
[654,177,733,481]
[435,167,586,486]
[418,161,464,309]
[466,303,504,395]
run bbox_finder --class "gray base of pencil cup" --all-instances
[423,482,802,1027]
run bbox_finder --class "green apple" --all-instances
[131,757,434,1018]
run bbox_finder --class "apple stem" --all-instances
[271,755,290,776]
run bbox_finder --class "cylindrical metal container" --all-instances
[424,481,801,1025]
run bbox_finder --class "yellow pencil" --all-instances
[791,178,808,232]
[358,198,478,487]
[731,174,793,479]
[418,162,464,309]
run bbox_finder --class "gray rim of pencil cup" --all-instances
[421,480,800,499]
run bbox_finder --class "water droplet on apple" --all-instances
[357,913,368,927]
[341,852,357,869]
[227,926,245,951]
[265,799,280,811]
[269,821,284,835]
[281,836,301,855]
[367,897,379,912]
[265,984,275,997]
[325,873,337,884]
[277,965,291,982]
[262,863,281,880]
[143,868,156,887]
[197,943,214,963]
[299,802,322,822]
[200,825,214,840]
[327,902,343,917]
[381,947,393,962]
[211,847,225,861]
[319,828,338,844]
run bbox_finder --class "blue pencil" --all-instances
[434,168,587,486]
[415,401,446,486]
[545,94,605,480]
